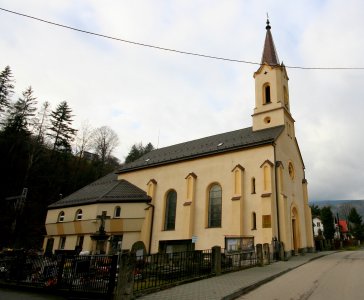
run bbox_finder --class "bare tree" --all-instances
[92,126,119,173]
[75,120,94,158]
[32,101,51,144]
[340,203,353,221]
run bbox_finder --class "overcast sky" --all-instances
[1,0,363,201]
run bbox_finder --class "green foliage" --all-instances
[125,142,155,164]
[0,65,14,116]
[4,86,37,135]
[48,101,77,152]
[348,207,364,240]
[0,66,121,249]
[310,204,321,217]
[320,206,335,240]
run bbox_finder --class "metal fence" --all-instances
[133,249,212,293]
[0,246,261,298]
[221,249,257,273]
[0,251,117,299]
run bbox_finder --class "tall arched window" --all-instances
[251,177,256,194]
[264,84,271,104]
[208,184,222,228]
[164,190,177,230]
[114,206,121,218]
[252,212,257,230]
[75,209,83,220]
[58,211,65,222]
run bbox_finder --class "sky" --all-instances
[1,0,364,201]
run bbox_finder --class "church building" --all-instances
[43,21,314,257]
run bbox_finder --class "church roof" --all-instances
[261,19,280,66]
[119,125,284,173]
[48,172,151,209]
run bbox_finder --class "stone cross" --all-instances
[96,211,110,234]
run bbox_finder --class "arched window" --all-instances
[75,209,83,220]
[114,206,121,218]
[264,84,271,104]
[252,212,257,230]
[208,184,222,228]
[58,211,65,222]
[164,190,177,230]
[251,177,256,194]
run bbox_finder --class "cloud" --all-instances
[1,0,364,200]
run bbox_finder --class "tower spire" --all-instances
[261,18,279,66]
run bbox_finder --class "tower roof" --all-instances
[261,19,280,66]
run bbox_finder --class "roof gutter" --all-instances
[145,203,155,255]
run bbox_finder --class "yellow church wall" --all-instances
[274,129,313,252]
[44,202,149,253]
[119,144,276,253]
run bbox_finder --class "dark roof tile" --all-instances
[48,172,151,209]
[119,126,284,173]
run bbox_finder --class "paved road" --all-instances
[238,250,364,300]
[0,287,66,300]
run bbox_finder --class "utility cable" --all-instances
[1,7,364,70]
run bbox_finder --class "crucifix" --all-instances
[96,211,110,234]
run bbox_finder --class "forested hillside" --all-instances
[0,65,120,249]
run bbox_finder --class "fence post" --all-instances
[56,254,66,289]
[256,244,263,266]
[114,251,136,300]
[107,255,118,298]
[263,243,270,265]
[211,246,221,275]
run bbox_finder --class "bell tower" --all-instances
[252,19,294,137]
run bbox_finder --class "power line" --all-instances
[1,7,364,70]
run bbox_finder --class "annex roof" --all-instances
[48,172,151,209]
[119,125,284,173]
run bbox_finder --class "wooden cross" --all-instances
[96,211,110,234]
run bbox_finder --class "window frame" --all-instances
[114,206,121,218]
[75,209,83,221]
[58,211,65,222]
[164,190,177,230]
[208,184,222,228]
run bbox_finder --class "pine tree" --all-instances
[0,66,14,119]
[320,206,335,240]
[48,101,77,152]
[4,86,37,135]
[125,142,155,163]
[348,207,364,240]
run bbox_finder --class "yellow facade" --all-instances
[43,22,314,257]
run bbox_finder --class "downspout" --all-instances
[273,143,281,242]
[146,203,155,255]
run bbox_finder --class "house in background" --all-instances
[43,172,151,255]
[335,219,349,240]
[313,217,324,238]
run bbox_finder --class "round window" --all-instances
[264,116,271,124]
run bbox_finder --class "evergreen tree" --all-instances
[48,101,77,152]
[0,66,14,119]
[320,206,335,240]
[4,86,37,135]
[310,204,321,217]
[125,142,155,163]
[348,207,364,240]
